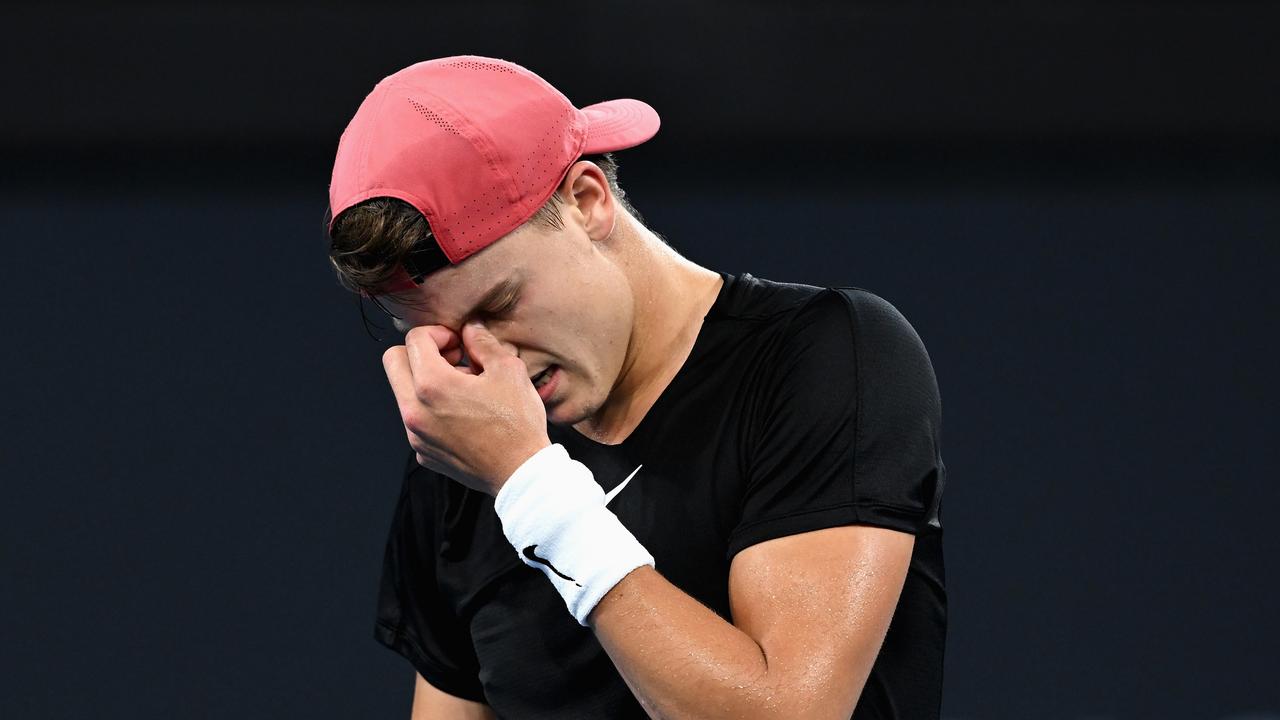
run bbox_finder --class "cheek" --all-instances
[526,269,632,373]
[529,313,602,381]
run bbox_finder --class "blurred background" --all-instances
[3,2,1278,718]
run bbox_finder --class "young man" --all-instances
[327,55,947,719]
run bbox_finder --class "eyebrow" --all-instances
[472,275,523,316]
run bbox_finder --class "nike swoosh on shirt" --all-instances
[604,465,643,506]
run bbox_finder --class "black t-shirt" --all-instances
[373,271,948,719]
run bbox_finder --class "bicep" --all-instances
[728,524,914,718]
[411,672,496,720]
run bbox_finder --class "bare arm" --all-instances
[588,524,914,720]
[411,672,496,720]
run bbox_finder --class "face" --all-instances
[375,165,635,426]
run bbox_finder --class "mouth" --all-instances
[530,364,561,401]
[530,364,556,388]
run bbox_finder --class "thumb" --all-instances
[461,320,514,372]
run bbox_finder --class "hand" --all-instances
[382,321,551,496]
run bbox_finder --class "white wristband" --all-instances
[492,443,655,626]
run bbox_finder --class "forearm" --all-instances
[587,565,789,720]
[494,446,844,718]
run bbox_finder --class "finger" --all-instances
[423,325,462,354]
[460,320,513,372]
[381,345,421,415]
[404,326,455,386]
[422,324,465,367]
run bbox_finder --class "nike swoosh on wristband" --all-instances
[522,544,581,586]
[604,465,643,506]
[519,466,642,586]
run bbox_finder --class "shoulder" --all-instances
[779,285,937,384]
[718,273,925,354]
[781,285,925,345]
[834,287,942,420]
[746,283,904,367]
[747,282,941,423]
[835,287,934,358]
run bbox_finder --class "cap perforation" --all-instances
[443,60,517,75]
[407,98,460,135]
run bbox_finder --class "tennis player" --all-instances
[326,55,947,719]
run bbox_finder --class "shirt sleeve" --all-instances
[725,287,946,562]
[373,450,486,702]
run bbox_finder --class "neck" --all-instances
[571,218,723,445]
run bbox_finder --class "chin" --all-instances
[545,393,600,428]
[546,404,586,427]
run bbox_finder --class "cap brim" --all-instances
[580,98,661,154]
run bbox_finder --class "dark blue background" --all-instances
[3,3,1277,719]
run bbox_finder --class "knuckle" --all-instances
[401,408,426,432]
[414,379,440,402]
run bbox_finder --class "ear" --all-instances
[559,160,616,243]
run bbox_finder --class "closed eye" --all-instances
[467,275,524,324]
[479,292,520,319]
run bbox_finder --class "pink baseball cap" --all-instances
[327,55,660,285]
